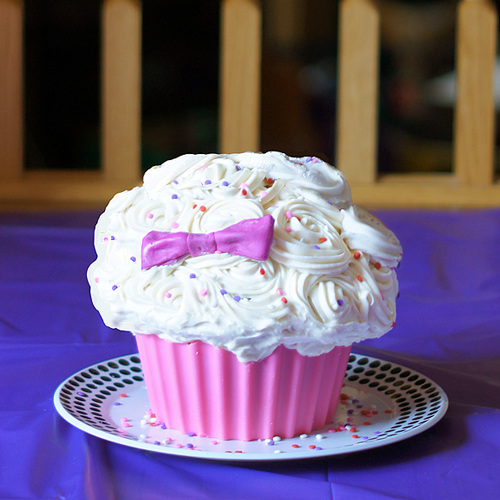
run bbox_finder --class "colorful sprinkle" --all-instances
[285,210,293,218]
[204,180,212,185]
[392,321,396,327]
[200,289,208,296]
[260,191,267,198]
[240,182,248,188]
[374,262,381,269]
[241,189,247,195]
[172,194,178,199]
[165,292,172,298]
[354,251,361,259]
[285,227,292,233]
[95,277,100,283]
[236,165,241,170]
[277,289,284,295]
[313,245,320,250]
[103,237,109,243]
[112,285,118,291]
[222,181,229,186]
[308,444,316,449]
[281,297,288,303]
[110,236,115,240]
[171,222,179,229]
[291,444,300,448]
[189,273,196,279]
[147,213,154,219]
[234,295,241,301]
[259,268,265,275]
[337,299,344,306]
[357,275,363,282]
[172,179,178,184]
[130,256,136,262]
[200,206,206,212]
[319,237,327,243]
[220,289,227,295]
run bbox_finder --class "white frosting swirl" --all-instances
[88,152,402,362]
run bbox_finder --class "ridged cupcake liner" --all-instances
[135,335,352,441]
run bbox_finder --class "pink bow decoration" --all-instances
[141,215,275,269]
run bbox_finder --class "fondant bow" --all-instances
[141,215,275,270]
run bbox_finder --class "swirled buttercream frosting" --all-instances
[88,152,402,362]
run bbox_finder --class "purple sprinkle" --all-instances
[313,245,320,250]
[236,165,241,170]
[204,180,212,185]
[357,405,363,409]
[113,402,122,406]
[234,295,241,301]
[187,432,196,437]
[161,423,167,429]
[362,436,369,440]
[154,441,161,445]
[189,273,196,279]
[306,157,312,163]
[222,181,229,186]
[327,200,333,205]
[173,179,178,184]
[374,431,381,435]
[130,256,136,262]
[110,235,115,240]
[347,409,354,415]
[112,285,118,291]
[315,446,323,450]
[220,289,227,295]
[172,194,178,199]
[266,441,275,446]
[77,392,85,396]
[337,299,344,306]
[186,443,194,449]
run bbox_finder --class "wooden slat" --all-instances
[336,0,380,184]
[102,0,142,182]
[219,0,262,154]
[0,0,23,180]
[453,0,497,185]
[351,174,500,208]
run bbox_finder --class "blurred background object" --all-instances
[1,0,499,208]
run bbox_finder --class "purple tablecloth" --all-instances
[1,208,500,499]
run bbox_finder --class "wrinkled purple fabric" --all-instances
[1,208,500,499]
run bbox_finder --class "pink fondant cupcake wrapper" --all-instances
[135,335,351,441]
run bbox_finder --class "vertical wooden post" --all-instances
[219,0,262,154]
[0,0,23,180]
[336,0,380,183]
[101,0,142,182]
[453,0,497,185]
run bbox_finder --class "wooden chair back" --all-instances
[1,0,498,208]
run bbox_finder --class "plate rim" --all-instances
[53,351,449,461]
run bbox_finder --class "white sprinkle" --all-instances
[315,434,324,440]
[299,434,308,439]
[273,449,282,454]
[264,438,273,444]
[272,436,282,442]
[139,434,147,441]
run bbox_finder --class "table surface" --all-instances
[1,208,499,500]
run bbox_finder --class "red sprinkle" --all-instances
[350,427,357,432]
[308,445,316,449]
[241,189,247,195]
[352,434,359,439]
[192,204,197,209]
[374,262,381,269]
[200,206,207,212]
[363,422,371,426]
[340,393,349,399]
[392,321,396,327]
[354,251,361,259]
[319,237,327,243]
[361,410,369,415]
[385,409,392,414]
[120,394,127,398]
[235,450,243,453]
[281,297,288,303]
[291,444,299,448]
[259,268,265,275]
[357,275,363,282]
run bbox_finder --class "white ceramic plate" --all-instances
[54,352,448,461]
